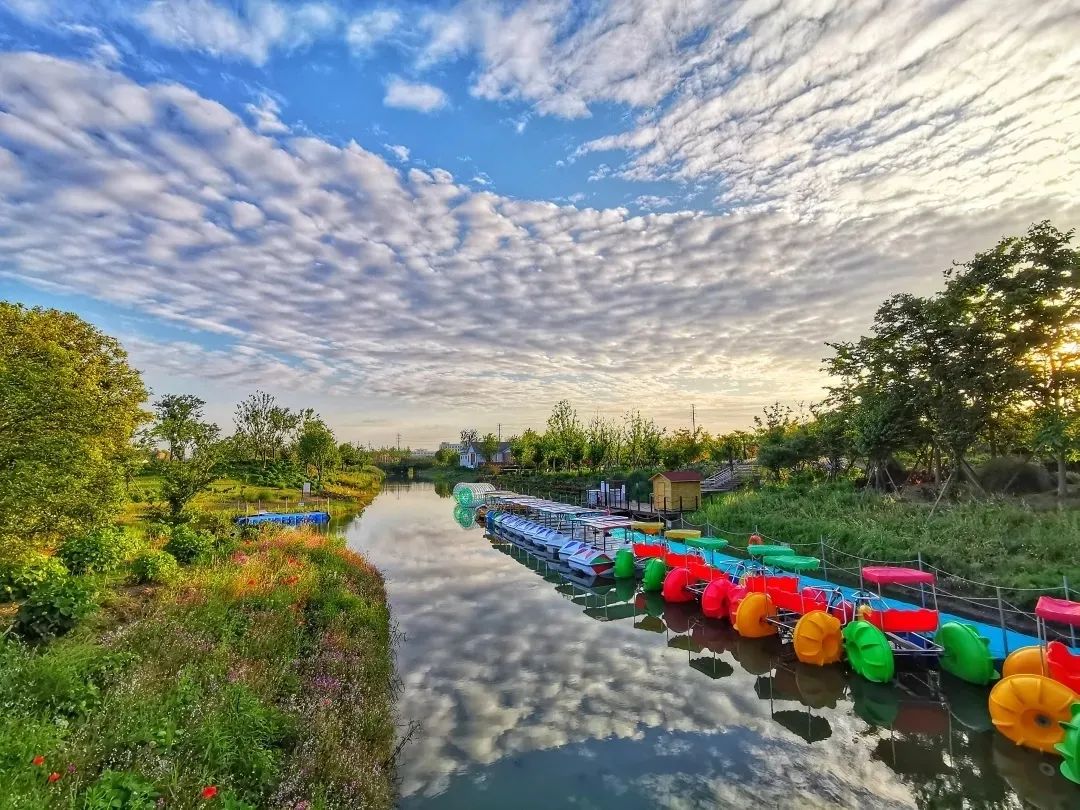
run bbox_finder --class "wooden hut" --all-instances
[650,470,702,512]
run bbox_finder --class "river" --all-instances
[343,482,1079,809]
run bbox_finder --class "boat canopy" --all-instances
[861,566,935,586]
[571,514,634,531]
[1036,595,1080,627]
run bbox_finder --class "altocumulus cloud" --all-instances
[0,49,1076,423]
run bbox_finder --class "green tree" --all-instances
[0,304,148,550]
[151,395,222,520]
[297,420,340,483]
[478,432,500,467]
[546,400,585,470]
[623,410,664,467]
[233,391,302,465]
[949,221,1080,497]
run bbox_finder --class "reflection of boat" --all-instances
[992,734,1080,810]
[772,709,831,743]
[688,655,734,680]
[851,675,950,735]
[941,672,994,732]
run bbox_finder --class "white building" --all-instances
[459,441,513,469]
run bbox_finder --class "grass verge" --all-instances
[692,481,1080,599]
[0,526,397,809]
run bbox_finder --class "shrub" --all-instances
[57,526,137,575]
[130,550,180,585]
[83,771,160,810]
[0,552,68,601]
[163,525,215,565]
[12,577,98,640]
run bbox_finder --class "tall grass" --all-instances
[0,527,398,809]
[692,482,1080,597]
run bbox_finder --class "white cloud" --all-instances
[136,0,339,64]
[230,200,265,230]
[384,143,410,162]
[0,50,1076,434]
[633,195,672,211]
[244,94,289,134]
[383,76,449,113]
[345,7,400,56]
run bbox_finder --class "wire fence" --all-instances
[669,514,1076,653]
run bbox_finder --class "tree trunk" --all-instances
[1059,456,1068,500]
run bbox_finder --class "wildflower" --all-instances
[66,763,77,774]
[31,755,44,766]
[294,802,312,810]
[201,785,218,800]
[47,772,61,783]
[247,578,256,586]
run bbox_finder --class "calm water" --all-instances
[343,483,1079,810]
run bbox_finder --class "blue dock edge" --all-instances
[234,511,331,527]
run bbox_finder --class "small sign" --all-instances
[302,482,311,496]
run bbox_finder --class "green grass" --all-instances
[121,468,384,528]
[0,526,397,809]
[691,481,1080,600]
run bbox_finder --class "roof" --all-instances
[650,470,702,483]
[461,441,512,453]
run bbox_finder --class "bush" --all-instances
[83,771,160,809]
[163,525,215,565]
[58,526,137,575]
[0,552,68,601]
[978,456,1054,494]
[12,577,98,640]
[130,550,180,585]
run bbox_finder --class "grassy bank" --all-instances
[691,482,1080,596]
[1,523,397,808]
[122,467,385,527]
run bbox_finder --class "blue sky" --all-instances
[1,1,1078,446]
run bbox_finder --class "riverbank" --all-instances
[122,467,385,527]
[1,515,398,807]
[690,481,1080,596]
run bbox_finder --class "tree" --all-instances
[460,428,479,448]
[949,221,1080,497]
[150,394,208,462]
[478,432,500,467]
[545,400,585,469]
[623,410,664,467]
[434,446,459,466]
[150,395,222,520]
[233,391,301,465]
[0,304,148,550]
[297,420,340,482]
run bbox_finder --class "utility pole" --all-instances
[692,404,696,432]
[498,423,502,442]
[396,432,401,450]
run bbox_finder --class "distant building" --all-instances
[459,441,513,469]
[410,448,435,458]
[439,441,462,452]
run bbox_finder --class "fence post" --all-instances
[858,559,864,590]
[1065,576,1078,647]
[819,536,827,579]
[996,587,1010,657]
[917,552,926,607]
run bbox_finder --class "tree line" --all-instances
[453,222,1079,501]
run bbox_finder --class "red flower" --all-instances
[247,578,256,586]
[31,755,45,767]
[201,785,218,800]
[47,772,61,783]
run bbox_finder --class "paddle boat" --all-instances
[988,594,1080,777]
[235,510,330,526]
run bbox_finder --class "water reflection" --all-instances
[344,484,1079,809]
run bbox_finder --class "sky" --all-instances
[0,0,1078,448]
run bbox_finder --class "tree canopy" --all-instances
[0,304,147,550]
